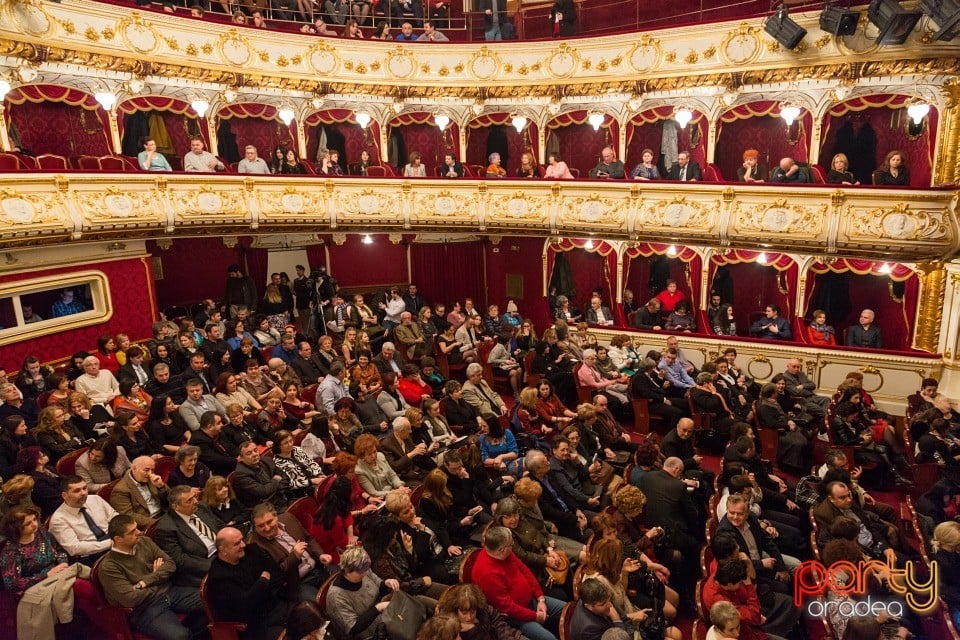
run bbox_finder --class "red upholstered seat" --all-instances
[55,447,88,476]
[76,155,102,170]
[98,155,130,171]
[285,495,319,532]
[0,152,24,170]
[365,165,388,177]
[36,154,69,170]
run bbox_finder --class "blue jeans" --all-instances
[485,25,502,40]
[130,586,206,640]
[508,596,565,640]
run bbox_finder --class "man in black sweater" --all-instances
[206,527,293,640]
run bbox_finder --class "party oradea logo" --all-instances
[794,559,939,617]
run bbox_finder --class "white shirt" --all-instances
[175,510,217,556]
[49,495,118,557]
[131,474,163,517]
[75,370,120,404]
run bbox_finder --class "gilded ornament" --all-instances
[60,20,76,34]
[595,60,608,72]
[517,64,529,75]
[702,46,715,59]
[468,47,499,80]
[627,34,663,72]
[164,36,179,50]
[307,40,338,75]
[765,40,781,53]
[11,0,51,36]
[503,63,512,72]
[439,65,449,76]
[217,30,251,66]
[370,61,380,70]
[356,63,367,74]
[85,27,100,41]
[547,42,580,78]
[664,50,676,62]
[258,50,270,62]
[420,63,430,73]
[290,54,302,65]
[185,43,198,56]
[719,23,760,65]
[815,34,830,49]
[684,50,698,64]
[343,60,354,70]
[102,28,115,40]
[386,46,417,78]
[201,43,213,54]
[276,55,288,67]
[609,56,622,67]
[453,63,463,73]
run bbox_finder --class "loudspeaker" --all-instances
[867,0,923,44]
[764,7,808,49]
[921,0,960,41]
[820,5,860,35]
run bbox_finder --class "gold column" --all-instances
[458,125,467,163]
[295,120,307,159]
[934,78,960,185]
[206,116,219,157]
[913,261,946,353]
[809,118,822,166]
[0,106,9,152]
[538,126,547,165]
[106,108,122,154]
[617,119,626,163]
[706,118,718,163]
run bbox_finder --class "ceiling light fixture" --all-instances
[190,99,210,119]
[278,106,295,126]
[355,112,371,129]
[584,239,595,249]
[878,262,892,274]
[587,111,605,131]
[362,234,373,245]
[780,103,802,126]
[94,91,117,111]
[674,107,693,129]
[435,114,450,131]
[511,115,528,134]
[667,244,678,256]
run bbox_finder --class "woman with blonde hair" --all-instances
[516,152,539,179]
[827,152,858,185]
[200,475,246,529]
[933,521,960,619]
[34,405,85,463]
[261,284,289,332]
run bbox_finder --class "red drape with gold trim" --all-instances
[216,103,298,156]
[5,85,111,157]
[546,239,617,312]
[305,109,381,166]
[625,108,707,174]
[118,97,204,160]
[710,250,798,333]
[465,113,537,175]
[820,95,936,187]
[806,259,919,350]
[715,102,812,182]
[389,112,459,176]
[546,111,619,178]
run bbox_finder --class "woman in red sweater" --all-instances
[806,309,836,346]
[654,280,685,315]
[471,525,567,640]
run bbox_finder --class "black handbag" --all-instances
[380,590,428,640]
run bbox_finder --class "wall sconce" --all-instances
[878,262,892,274]
[584,238,595,249]
[95,91,117,111]
[434,114,450,131]
[190,99,210,119]
[907,102,930,125]
[511,115,527,134]
[355,112,371,129]
[667,244,678,256]
[362,234,374,245]
[779,103,801,126]
[278,106,295,127]
[587,111,604,131]
[674,107,693,129]
[757,252,769,264]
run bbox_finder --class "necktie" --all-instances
[191,515,215,542]
[135,365,148,385]
[680,167,686,181]
[336,305,343,327]
[542,477,569,511]
[80,506,108,541]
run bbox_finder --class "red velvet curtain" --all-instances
[546,111,618,177]
[410,241,484,309]
[242,242,269,298]
[625,108,707,171]
[216,103,298,156]
[624,243,702,308]
[546,239,617,310]
[117,96,205,159]
[7,97,111,158]
[805,259,919,351]
[328,235,409,288]
[715,102,812,181]
[305,244,328,272]
[820,95,936,187]
[465,114,537,174]
[709,251,798,332]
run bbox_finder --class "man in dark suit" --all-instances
[117,346,150,386]
[234,440,289,509]
[144,362,185,404]
[154,484,222,587]
[403,283,428,315]
[207,527,293,640]
[290,341,328,385]
[524,450,590,542]
[183,352,214,395]
[716,493,795,596]
[630,358,684,428]
[570,578,637,640]
[372,342,407,377]
[846,308,883,349]
[637,456,701,599]
[666,151,702,182]
[660,418,716,490]
[248,503,333,602]
[814,481,902,559]
[190,411,237,476]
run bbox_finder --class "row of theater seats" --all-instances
[0,151,837,183]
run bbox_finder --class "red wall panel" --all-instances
[328,236,410,290]
[485,237,551,329]
[148,238,243,308]
[0,257,156,367]
[8,101,112,158]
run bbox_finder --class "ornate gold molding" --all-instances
[1,174,953,260]
[935,78,960,185]
[915,262,947,353]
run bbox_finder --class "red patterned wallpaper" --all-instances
[0,257,156,367]
[8,101,111,158]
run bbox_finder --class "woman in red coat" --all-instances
[806,309,836,346]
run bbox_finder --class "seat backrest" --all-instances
[36,154,69,170]
[286,495,319,532]
[810,164,827,184]
[155,455,177,483]
[631,397,652,435]
[568,167,580,178]
[410,483,425,507]
[98,156,128,171]
[459,548,480,583]
[77,155,102,171]
[97,478,120,503]
[55,447,88,476]
[0,152,23,170]
[316,571,341,613]
[558,601,576,640]
[16,154,38,169]
[365,165,387,177]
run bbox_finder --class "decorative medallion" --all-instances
[197,192,224,213]
[386,47,416,79]
[881,212,916,239]
[281,193,304,213]
[11,0,50,36]
[762,206,792,232]
[546,43,579,78]
[0,197,36,224]
[627,34,663,73]
[217,30,251,67]
[119,14,159,53]
[662,202,691,227]
[720,23,761,65]
[469,47,499,80]
[307,41,339,75]
[434,193,458,216]
[507,197,528,218]
[358,193,380,214]
[104,193,135,217]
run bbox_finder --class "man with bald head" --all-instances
[394,311,428,360]
[770,157,810,183]
[846,308,883,349]
[782,358,828,418]
[109,455,170,528]
[205,527,293,640]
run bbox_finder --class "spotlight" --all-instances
[764,5,808,50]
[820,4,860,36]
[921,0,960,41]
[867,0,922,44]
